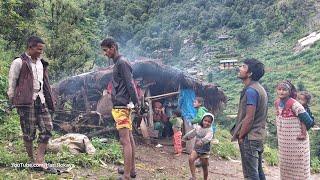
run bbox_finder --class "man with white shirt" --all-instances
[7,36,56,173]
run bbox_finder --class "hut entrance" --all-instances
[134,78,181,140]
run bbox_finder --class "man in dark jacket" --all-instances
[101,38,139,180]
[7,36,56,173]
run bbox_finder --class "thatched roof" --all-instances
[52,60,226,114]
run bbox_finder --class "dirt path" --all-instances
[131,142,280,180]
[6,141,320,179]
[71,141,320,179]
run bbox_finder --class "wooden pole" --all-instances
[145,91,180,100]
[140,117,150,139]
[146,89,154,128]
[87,127,117,138]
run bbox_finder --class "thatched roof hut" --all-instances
[52,60,226,136]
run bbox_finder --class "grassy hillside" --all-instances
[1,0,320,173]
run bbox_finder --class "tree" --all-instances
[227,12,243,28]
[38,0,102,80]
[0,0,38,50]
[236,27,251,46]
[171,34,182,56]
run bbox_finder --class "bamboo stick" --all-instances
[145,91,179,100]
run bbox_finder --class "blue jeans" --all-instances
[239,136,266,180]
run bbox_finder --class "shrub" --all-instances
[311,157,320,173]
[0,112,21,142]
[0,145,29,167]
[263,145,279,166]
[235,28,251,46]
[211,128,240,159]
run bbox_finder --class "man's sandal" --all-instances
[32,166,61,174]
[117,167,137,178]
[195,160,202,168]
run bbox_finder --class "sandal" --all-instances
[117,167,137,178]
[195,160,202,168]
[32,166,61,174]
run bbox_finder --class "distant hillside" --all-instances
[1,0,320,170]
[121,0,320,120]
[1,0,319,119]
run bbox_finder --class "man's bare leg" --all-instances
[129,131,136,175]
[35,142,48,168]
[23,140,34,162]
[119,128,132,179]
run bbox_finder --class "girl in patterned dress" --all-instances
[275,80,313,180]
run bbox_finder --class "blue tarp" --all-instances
[178,88,217,133]
[178,89,196,122]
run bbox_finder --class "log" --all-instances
[87,127,117,138]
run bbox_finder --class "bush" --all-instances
[195,39,203,49]
[0,112,21,142]
[311,157,320,173]
[227,12,243,28]
[235,28,251,46]
[263,145,279,166]
[0,142,29,167]
[211,128,240,159]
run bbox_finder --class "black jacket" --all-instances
[111,56,138,106]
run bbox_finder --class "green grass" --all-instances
[211,128,240,159]
[263,145,279,166]
[311,157,320,173]
[0,110,122,179]
[211,128,280,167]
[45,138,122,168]
[0,169,30,180]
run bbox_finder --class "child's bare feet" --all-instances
[297,134,306,140]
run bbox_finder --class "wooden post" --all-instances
[145,91,180,100]
[146,88,154,128]
[140,117,150,139]
[82,78,90,113]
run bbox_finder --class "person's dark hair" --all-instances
[299,91,312,105]
[27,36,45,48]
[100,38,118,50]
[199,115,213,128]
[173,109,181,117]
[243,58,265,81]
[195,97,204,106]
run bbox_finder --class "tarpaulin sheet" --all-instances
[178,89,196,122]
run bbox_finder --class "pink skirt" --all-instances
[173,131,182,154]
[276,116,311,180]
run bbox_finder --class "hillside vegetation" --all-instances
[1,0,320,174]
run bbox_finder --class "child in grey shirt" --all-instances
[182,113,214,180]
